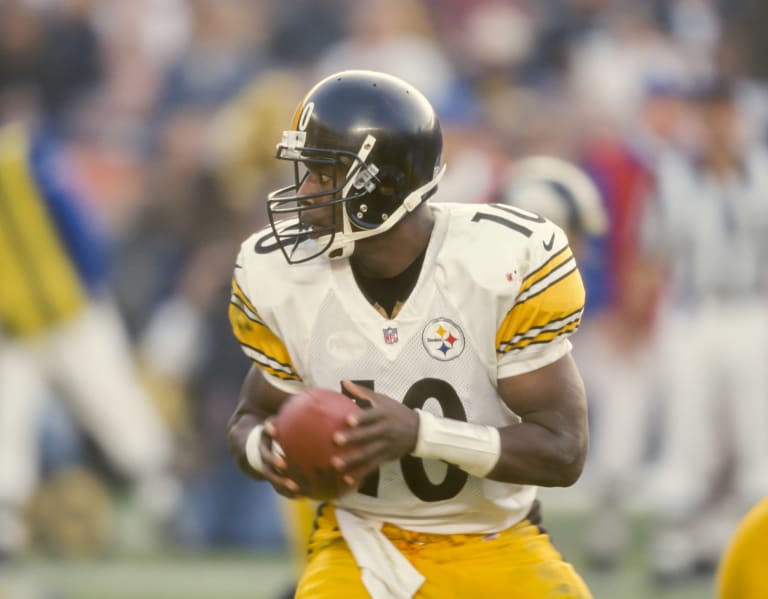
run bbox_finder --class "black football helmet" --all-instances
[266,70,445,263]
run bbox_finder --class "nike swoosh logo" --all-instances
[543,233,555,251]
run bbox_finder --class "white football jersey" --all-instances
[230,202,585,534]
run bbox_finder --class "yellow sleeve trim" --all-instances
[228,279,301,381]
[518,245,573,296]
[498,317,581,354]
[496,267,585,354]
[231,278,261,321]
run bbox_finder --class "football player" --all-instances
[0,120,178,556]
[717,497,768,598]
[227,70,592,598]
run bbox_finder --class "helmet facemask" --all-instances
[267,130,444,264]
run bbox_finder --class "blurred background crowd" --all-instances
[1,0,767,594]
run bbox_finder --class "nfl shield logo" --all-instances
[383,327,399,344]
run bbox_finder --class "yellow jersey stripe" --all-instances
[496,267,585,353]
[516,260,579,306]
[0,126,85,336]
[231,277,261,320]
[499,319,581,355]
[498,306,584,353]
[228,300,301,380]
[518,245,572,296]
[240,343,302,380]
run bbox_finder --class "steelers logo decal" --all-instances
[422,318,465,361]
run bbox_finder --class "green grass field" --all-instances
[0,509,715,599]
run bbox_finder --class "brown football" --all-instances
[273,387,362,500]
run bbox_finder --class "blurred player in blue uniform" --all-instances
[0,120,178,557]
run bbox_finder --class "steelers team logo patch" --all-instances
[422,318,465,361]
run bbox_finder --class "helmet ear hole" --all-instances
[376,167,405,199]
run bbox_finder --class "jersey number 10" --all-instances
[344,378,470,502]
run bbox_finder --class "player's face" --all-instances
[298,164,344,232]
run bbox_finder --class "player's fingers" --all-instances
[340,380,378,407]
[341,462,379,488]
[346,408,382,428]
[261,419,289,471]
[263,450,288,474]
[334,413,392,445]
[265,460,304,496]
[262,453,286,480]
[341,379,365,395]
[333,424,369,445]
[274,485,304,500]
[337,407,393,439]
[263,467,301,497]
[261,433,288,471]
[331,439,388,472]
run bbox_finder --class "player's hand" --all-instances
[261,418,305,499]
[331,380,419,486]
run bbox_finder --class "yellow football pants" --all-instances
[296,504,593,598]
[280,497,318,571]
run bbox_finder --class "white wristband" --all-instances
[245,424,265,474]
[412,410,501,478]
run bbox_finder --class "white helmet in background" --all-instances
[501,155,608,237]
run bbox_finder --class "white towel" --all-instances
[335,508,425,599]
